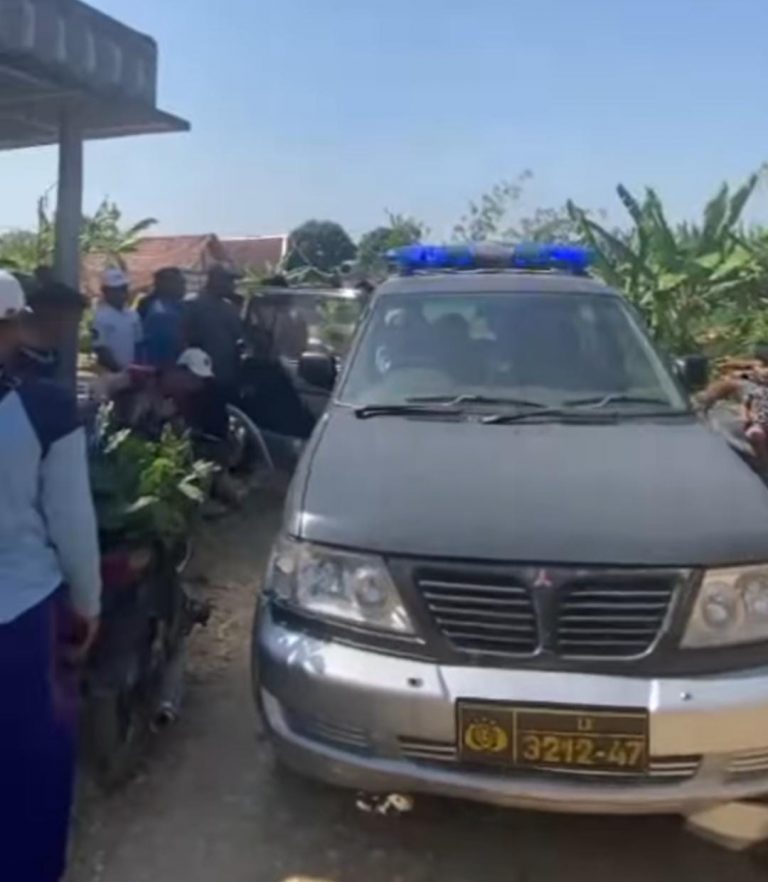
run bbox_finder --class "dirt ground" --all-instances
[69,487,766,882]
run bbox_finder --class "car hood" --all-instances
[289,409,768,567]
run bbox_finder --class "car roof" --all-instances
[375,270,619,298]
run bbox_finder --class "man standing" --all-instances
[138,267,186,369]
[182,265,244,398]
[92,268,143,371]
[14,280,88,381]
[0,271,101,881]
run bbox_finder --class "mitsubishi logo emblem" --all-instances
[532,569,554,588]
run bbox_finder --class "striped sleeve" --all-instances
[20,381,102,617]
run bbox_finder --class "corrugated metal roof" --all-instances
[0,0,188,149]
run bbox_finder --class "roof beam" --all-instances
[0,111,57,132]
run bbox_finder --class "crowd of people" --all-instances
[87,264,246,448]
[91,263,242,382]
[0,260,384,881]
[0,261,250,882]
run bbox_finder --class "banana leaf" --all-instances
[616,184,644,228]
[645,189,679,266]
[701,183,729,250]
[724,174,758,233]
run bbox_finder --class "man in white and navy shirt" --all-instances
[92,268,143,371]
[0,271,101,881]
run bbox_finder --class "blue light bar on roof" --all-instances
[386,242,593,274]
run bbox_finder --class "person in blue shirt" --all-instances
[0,270,101,881]
[138,267,186,369]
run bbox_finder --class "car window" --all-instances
[339,291,685,410]
[247,296,361,359]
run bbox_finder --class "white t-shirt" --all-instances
[92,304,143,369]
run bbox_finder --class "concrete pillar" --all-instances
[53,108,84,387]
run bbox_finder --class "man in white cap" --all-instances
[0,270,101,881]
[91,267,143,371]
[162,347,226,437]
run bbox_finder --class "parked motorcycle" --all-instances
[82,535,209,789]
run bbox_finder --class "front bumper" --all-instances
[256,609,768,815]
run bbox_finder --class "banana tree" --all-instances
[567,173,762,353]
[0,195,156,275]
[0,194,55,271]
[79,199,157,267]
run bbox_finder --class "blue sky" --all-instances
[4,0,768,240]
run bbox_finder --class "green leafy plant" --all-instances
[567,173,764,354]
[89,412,214,548]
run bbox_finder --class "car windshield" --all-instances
[338,290,687,412]
[247,294,362,359]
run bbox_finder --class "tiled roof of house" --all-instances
[220,236,288,274]
[82,234,233,297]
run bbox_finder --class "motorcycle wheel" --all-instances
[227,404,274,473]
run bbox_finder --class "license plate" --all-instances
[458,702,649,774]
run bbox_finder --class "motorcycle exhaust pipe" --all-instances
[153,702,179,729]
[151,644,187,731]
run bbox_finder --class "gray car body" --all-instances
[259,270,768,816]
[284,270,768,568]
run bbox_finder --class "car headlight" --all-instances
[682,566,768,648]
[266,536,415,634]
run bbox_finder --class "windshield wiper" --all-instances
[408,394,550,409]
[482,408,619,425]
[354,403,463,420]
[563,393,677,410]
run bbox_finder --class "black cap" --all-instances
[27,282,88,313]
[207,264,241,283]
[154,266,184,282]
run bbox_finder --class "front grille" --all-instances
[286,710,371,754]
[418,576,538,656]
[416,569,677,661]
[555,579,675,658]
[727,748,768,780]
[399,736,458,763]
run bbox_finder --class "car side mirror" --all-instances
[676,354,709,391]
[298,351,337,391]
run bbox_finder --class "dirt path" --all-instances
[69,489,765,882]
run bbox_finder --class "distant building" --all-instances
[83,234,234,298]
[220,236,288,277]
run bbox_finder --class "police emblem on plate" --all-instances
[463,717,509,753]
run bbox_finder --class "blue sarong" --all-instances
[0,589,78,882]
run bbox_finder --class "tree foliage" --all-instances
[452,170,591,244]
[284,219,357,275]
[357,211,427,277]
